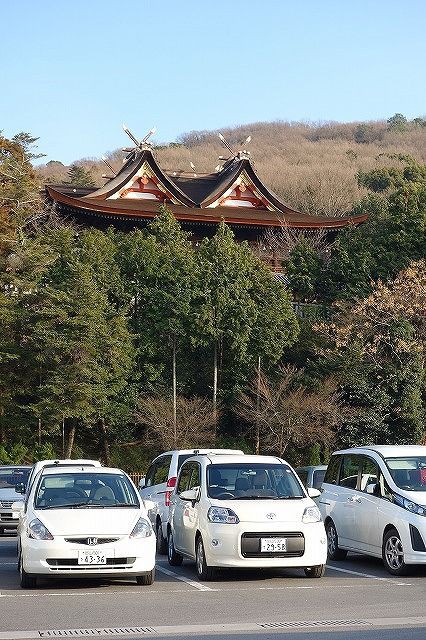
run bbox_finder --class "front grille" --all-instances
[46,557,135,568]
[241,531,305,558]
[64,537,120,545]
[0,501,13,508]
[0,514,17,522]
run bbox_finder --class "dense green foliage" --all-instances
[1,132,424,468]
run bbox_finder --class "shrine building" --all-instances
[46,130,368,243]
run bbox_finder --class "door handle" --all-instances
[347,496,361,503]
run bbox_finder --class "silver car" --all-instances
[0,466,31,535]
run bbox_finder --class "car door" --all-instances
[334,454,362,548]
[173,462,201,556]
[350,455,381,554]
[173,463,194,552]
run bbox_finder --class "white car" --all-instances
[139,448,243,554]
[0,466,31,535]
[319,445,426,575]
[17,459,102,497]
[168,454,327,580]
[16,466,156,588]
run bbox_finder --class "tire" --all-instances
[19,556,37,589]
[383,528,408,576]
[195,535,216,581]
[156,520,168,555]
[304,564,326,578]
[136,567,155,585]
[167,530,183,566]
[326,520,348,560]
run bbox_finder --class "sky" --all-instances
[2,0,426,165]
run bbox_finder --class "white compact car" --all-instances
[139,448,243,554]
[0,466,31,535]
[16,466,156,588]
[319,445,426,575]
[168,454,327,580]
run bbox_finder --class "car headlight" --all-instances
[207,506,239,524]
[302,506,321,523]
[393,493,426,516]
[28,518,54,540]
[130,517,153,538]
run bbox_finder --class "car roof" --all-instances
[40,466,126,476]
[295,465,327,471]
[192,454,285,465]
[0,465,31,469]
[332,445,426,458]
[155,449,244,457]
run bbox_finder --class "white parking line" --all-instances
[326,564,411,585]
[155,564,217,591]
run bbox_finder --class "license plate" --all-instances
[78,550,107,565]
[260,537,287,552]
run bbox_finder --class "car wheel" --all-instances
[383,528,408,576]
[136,567,155,585]
[167,530,183,566]
[326,520,347,560]
[19,556,37,589]
[195,535,216,581]
[156,521,167,555]
[304,564,326,578]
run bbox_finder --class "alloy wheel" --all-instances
[384,535,404,570]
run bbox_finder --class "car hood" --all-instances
[0,489,22,500]
[212,498,313,523]
[33,508,144,536]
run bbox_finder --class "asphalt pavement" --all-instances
[1,534,426,640]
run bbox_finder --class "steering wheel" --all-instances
[64,488,87,499]
[215,492,235,499]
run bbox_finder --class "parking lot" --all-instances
[1,535,426,640]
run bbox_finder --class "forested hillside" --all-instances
[37,114,426,216]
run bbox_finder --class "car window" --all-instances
[177,454,195,470]
[359,456,379,492]
[188,463,201,490]
[0,467,30,489]
[153,455,172,485]
[207,463,304,500]
[324,456,341,485]
[176,463,193,494]
[339,455,361,489]
[296,470,308,487]
[144,463,157,488]
[312,469,326,489]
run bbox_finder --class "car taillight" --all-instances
[165,476,177,507]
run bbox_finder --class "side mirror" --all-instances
[15,483,26,495]
[143,499,156,512]
[179,488,200,503]
[138,477,146,490]
[11,501,25,518]
[307,487,321,499]
[366,483,380,496]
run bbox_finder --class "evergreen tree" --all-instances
[67,164,95,187]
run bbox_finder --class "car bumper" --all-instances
[22,535,156,577]
[202,521,327,568]
[0,511,20,531]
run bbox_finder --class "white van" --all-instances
[319,445,426,575]
[139,449,244,554]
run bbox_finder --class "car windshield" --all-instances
[207,463,305,500]
[313,469,326,489]
[385,457,426,492]
[0,467,30,489]
[34,473,140,509]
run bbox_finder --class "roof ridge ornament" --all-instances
[218,132,252,167]
[122,124,157,160]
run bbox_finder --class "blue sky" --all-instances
[2,0,426,164]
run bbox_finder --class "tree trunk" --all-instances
[65,421,76,458]
[0,408,5,445]
[213,341,218,419]
[172,334,177,448]
[99,418,111,466]
[255,355,261,455]
[38,418,42,446]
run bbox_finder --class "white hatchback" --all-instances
[168,454,327,580]
[16,466,156,588]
